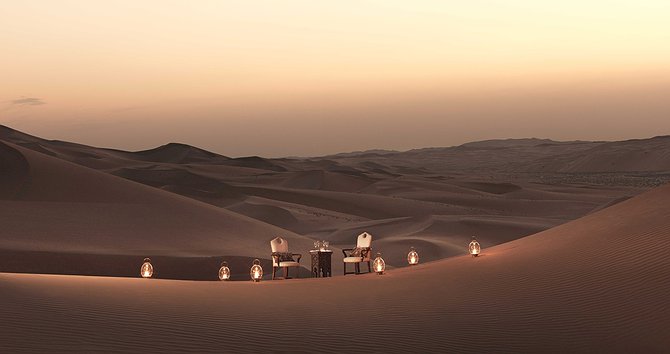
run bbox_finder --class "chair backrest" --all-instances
[270,237,289,253]
[356,232,372,248]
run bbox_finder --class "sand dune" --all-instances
[528,135,670,173]
[232,183,475,219]
[2,125,669,351]
[276,170,377,192]
[111,166,246,203]
[0,141,321,278]
[329,138,605,174]
[323,214,559,265]
[1,181,668,352]
[2,125,663,281]
[128,142,231,164]
[0,141,29,199]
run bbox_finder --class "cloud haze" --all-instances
[10,98,45,106]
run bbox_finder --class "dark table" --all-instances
[309,249,333,277]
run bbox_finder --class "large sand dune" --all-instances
[1,181,668,352]
[0,140,320,279]
[2,125,664,272]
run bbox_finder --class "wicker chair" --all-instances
[342,232,373,275]
[270,237,302,280]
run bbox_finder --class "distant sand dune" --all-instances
[527,136,670,173]
[0,141,323,278]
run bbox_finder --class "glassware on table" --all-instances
[314,240,321,250]
[323,241,329,250]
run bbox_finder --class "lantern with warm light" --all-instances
[407,247,419,265]
[250,259,263,282]
[469,236,481,257]
[218,261,231,281]
[140,258,153,278]
[373,253,385,275]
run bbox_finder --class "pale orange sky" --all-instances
[1,0,669,157]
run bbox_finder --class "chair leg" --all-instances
[272,267,276,280]
[343,262,347,275]
[284,267,289,279]
[355,263,360,274]
[367,261,371,273]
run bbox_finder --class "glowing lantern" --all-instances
[250,259,263,282]
[469,236,481,257]
[373,253,385,275]
[407,247,419,265]
[218,261,231,281]
[140,258,153,278]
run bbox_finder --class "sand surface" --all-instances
[0,140,323,279]
[1,182,669,352]
[1,126,669,352]
[2,125,662,274]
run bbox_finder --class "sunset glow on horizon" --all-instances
[2,0,669,156]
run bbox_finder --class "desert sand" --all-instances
[1,126,670,352]
[0,138,322,279]
[2,125,663,273]
[1,182,669,352]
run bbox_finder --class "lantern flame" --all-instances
[373,253,386,275]
[140,259,153,278]
[469,237,481,257]
[250,259,263,282]
[407,248,419,265]
[219,263,231,281]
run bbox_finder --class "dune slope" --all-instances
[2,125,662,270]
[0,141,320,279]
[1,182,668,352]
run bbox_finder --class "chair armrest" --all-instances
[271,253,281,265]
[292,253,302,263]
[342,248,353,257]
[362,248,372,260]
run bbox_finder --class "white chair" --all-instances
[342,232,373,275]
[270,237,302,280]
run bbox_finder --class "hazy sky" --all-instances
[1,0,669,157]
